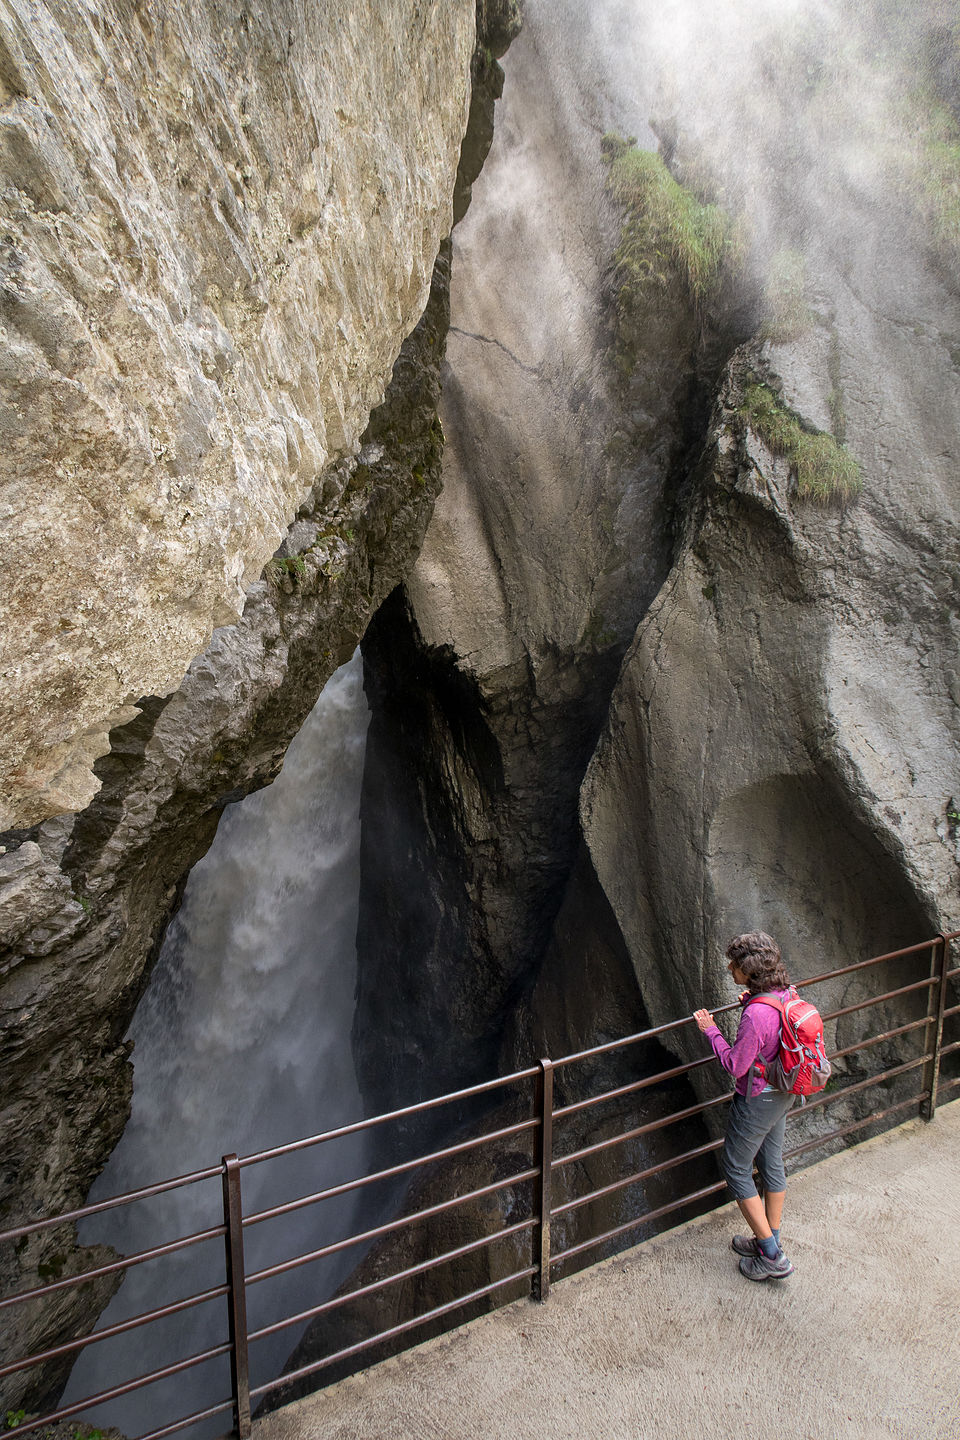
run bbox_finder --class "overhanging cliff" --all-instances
[0,0,473,829]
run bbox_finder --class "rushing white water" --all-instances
[64,653,371,1436]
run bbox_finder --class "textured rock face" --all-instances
[0,0,474,828]
[0,234,457,1412]
[0,0,488,1407]
[582,326,960,1069]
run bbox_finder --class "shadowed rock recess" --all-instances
[3,0,960,1423]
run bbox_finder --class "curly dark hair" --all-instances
[725,931,790,993]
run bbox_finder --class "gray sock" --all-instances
[758,1234,779,1260]
[772,1227,781,1248]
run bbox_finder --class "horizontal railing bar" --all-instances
[135,1399,235,1440]
[783,1094,927,1161]
[553,1137,725,1219]
[0,1167,225,1248]
[240,1067,540,1171]
[4,1339,232,1432]
[939,1072,960,1093]
[794,937,950,987]
[553,1092,732,1171]
[553,1001,745,1072]
[555,945,941,1073]
[943,1002,960,1020]
[248,1218,537,1344]
[554,991,936,1130]
[819,976,936,1025]
[554,1051,932,1174]
[0,1222,226,1314]
[246,1166,539,1287]
[553,1057,714,1121]
[243,1116,539,1229]
[553,1180,729,1266]
[12,1397,235,1440]
[552,1003,940,1124]
[940,1037,960,1058]
[829,1015,931,1061]
[250,1267,538,1401]
[781,1054,930,1118]
[0,1280,229,1380]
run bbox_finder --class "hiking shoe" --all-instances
[738,1249,794,1281]
[731,1233,762,1258]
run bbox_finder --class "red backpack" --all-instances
[746,988,831,1098]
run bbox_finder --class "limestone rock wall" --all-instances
[582,324,960,1095]
[0,0,488,1409]
[0,0,474,828]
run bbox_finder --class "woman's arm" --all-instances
[694,1007,762,1078]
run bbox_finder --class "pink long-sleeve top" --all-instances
[704,989,790,1097]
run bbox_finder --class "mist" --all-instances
[568,0,954,286]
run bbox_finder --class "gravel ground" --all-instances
[254,1100,960,1440]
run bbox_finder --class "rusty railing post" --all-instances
[532,1058,554,1303]
[222,1154,252,1438]
[922,935,951,1121]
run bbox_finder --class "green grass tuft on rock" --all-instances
[740,383,862,505]
[602,134,736,309]
[264,554,308,588]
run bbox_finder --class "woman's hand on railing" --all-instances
[693,1009,715,1033]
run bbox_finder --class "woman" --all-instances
[694,930,796,1281]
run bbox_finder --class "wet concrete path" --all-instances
[255,1101,960,1440]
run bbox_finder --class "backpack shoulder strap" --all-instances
[742,994,783,1097]
[744,992,785,1013]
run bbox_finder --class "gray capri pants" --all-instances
[721,1090,796,1200]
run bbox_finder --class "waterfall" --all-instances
[63,653,371,1436]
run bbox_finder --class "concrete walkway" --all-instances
[255,1101,960,1440]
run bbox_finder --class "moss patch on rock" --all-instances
[740,382,862,504]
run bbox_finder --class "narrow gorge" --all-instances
[2,0,959,1432]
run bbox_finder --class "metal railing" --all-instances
[2,931,958,1439]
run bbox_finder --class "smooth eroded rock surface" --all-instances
[579,0,960,1072]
